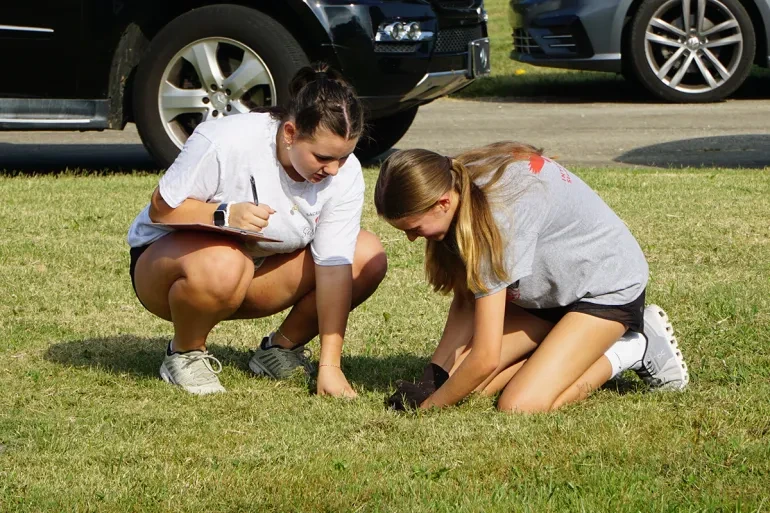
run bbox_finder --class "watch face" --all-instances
[213,210,226,226]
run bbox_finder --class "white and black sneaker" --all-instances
[634,305,689,390]
[159,342,226,395]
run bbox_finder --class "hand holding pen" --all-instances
[227,176,275,232]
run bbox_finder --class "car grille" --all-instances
[513,28,579,56]
[374,42,420,53]
[434,25,484,54]
[512,29,544,55]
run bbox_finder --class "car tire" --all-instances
[356,107,419,162]
[133,5,309,168]
[628,0,755,102]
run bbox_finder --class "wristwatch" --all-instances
[213,203,230,227]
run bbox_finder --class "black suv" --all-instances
[0,1,490,167]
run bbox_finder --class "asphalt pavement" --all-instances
[2,96,770,172]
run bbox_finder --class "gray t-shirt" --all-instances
[475,156,648,308]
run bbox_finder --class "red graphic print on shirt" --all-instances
[535,155,573,184]
[528,155,545,174]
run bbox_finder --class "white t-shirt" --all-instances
[127,113,364,266]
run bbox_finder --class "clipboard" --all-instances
[151,223,282,243]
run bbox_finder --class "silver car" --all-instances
[509,0,769,102]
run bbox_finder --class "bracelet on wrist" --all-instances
[318,363,341,368]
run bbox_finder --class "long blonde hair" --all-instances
[375,142,542,295]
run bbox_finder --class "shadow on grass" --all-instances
[602,375,646,395]
[44,336,647,398]
[455,72,646,104]
[454,68,770,104]
[615,134,770,169]
[343,353,427,393]
[43,335,425,393]
[43,336,283,379]
[45,336,172,379]
[0,143,160,176]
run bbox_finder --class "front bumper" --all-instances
[508,0,624,72]
[309,0,489,118]
[401,37,490,102]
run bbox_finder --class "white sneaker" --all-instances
[159,343,226,395]
[635,305,689,390]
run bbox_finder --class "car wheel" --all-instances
[629,0,755,102]
[356,107,419,162]
[133,5,309,168]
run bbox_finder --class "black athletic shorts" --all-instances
[521,289,646,333]
[129,243,153,305]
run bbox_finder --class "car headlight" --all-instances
[376,21,433,42]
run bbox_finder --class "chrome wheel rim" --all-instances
[158,37,276,149]
[644,0,743,94]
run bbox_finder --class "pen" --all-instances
[250,175,259,205]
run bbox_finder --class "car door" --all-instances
[0,2,82,98]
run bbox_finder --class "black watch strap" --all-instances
[213,203,229,227]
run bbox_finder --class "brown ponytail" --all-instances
[256,62,364,141]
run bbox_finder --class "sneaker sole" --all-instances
[643,304,690,390]
[159,362,226,395]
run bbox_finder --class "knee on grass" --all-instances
[497,391,555,414]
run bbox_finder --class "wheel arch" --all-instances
[108,1,336,128]
[617,0,645,74]
[736,0,768,66]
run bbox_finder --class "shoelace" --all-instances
[182,352,223,377]
[291,346,315,373]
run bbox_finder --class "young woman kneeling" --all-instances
[375,143,688,412]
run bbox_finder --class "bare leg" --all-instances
[446,305,620,409]
[551,357,613,408]
[448,304,550,392]
[134,230,387,351]
[497,312,626,413]
[229,230,387,347]
[134,233,255,351]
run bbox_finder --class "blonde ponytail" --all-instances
[450,159,507,294]
[376,142,542,295]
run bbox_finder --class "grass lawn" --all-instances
[1,166,769,512]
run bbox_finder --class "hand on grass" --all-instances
[317,365,357,399]
[386,381,433,411]
[386,363,449,411]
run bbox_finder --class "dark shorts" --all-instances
[129,243,153,307]
[128,241,265,310]
[521,289,646,333]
